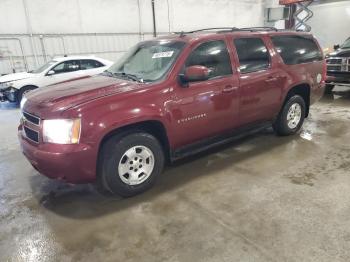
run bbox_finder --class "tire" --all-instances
[98,131,165,197]
[93,176,114,197]
[324,84,334,94]
[17,85,36,105]
[273,95,306,136]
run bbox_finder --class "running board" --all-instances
[171,122,272,161]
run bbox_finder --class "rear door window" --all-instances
[234,38,270,74]
[80,59,104,70]
[271,35,323,65]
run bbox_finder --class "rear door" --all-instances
[80,59,106,75]
[232,36,282,126]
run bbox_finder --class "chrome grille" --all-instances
[327,58,342,64]
[326,57,350,72]
[23,126,39,143]
[22,111,40,143]
[23,111,40,126]
[328,65,342,71]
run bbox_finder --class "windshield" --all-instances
[341,38,350,49]
[105,40,186,82]
[32,60,57,74]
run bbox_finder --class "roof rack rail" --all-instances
[186,27,239,33]
[239,26,278,32]
[173,26,280,37]
[174,27,238,36]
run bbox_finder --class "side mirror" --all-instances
[180,65,210,85]
[333,44,340,50]
[47,70,55,76]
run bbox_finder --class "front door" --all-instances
[170,39,240,148]
[41,60,82,87]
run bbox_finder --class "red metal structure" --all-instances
[279,0,306,4]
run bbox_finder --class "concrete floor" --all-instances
[0,87,350,262]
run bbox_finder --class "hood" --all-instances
[0,72,34,83]
[24,75,143,117]
[326,48,350,58]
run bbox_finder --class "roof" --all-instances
[52,55,111,62]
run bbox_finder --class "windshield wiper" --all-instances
[101,70,114,77]
[113,71,143,83]
[102,70,144,82]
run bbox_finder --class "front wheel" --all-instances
[273,95,306,136]
[17,86,36,105]
[97,132,165,197]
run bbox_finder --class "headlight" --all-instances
[20,96,27,110]
[43,119,81,144]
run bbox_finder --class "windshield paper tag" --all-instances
[152,51,174,59]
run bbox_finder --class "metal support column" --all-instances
[151,0,157,37]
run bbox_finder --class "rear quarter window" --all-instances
[271,35,323,65]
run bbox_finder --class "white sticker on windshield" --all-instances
[152,51,174,59]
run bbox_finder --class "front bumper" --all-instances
[18,125,98,184]
[0,88,18,102]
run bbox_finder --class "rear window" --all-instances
[271,35,323,65]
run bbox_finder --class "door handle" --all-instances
[265,76,278,83]
[222,85,237,93]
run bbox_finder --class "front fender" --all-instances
[99,109,169,142]
[79,103,171,148]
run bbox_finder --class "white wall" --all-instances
[264,0,350,48]
[0,0,265,74]
[308,1,350,48]
[0,0,143,34]
[0,0,265,34]
[168,0,265,31]
[264,0,285,29]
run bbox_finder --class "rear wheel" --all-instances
[273,95,306,136]
[97,132,165,197]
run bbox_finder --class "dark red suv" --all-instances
[19,27,326,197]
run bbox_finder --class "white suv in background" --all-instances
[0,56,113,104]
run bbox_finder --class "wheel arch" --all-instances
[17,84,39,96]
[97,120,171,166]
[283,83,311,117]
[19,84,39,91]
